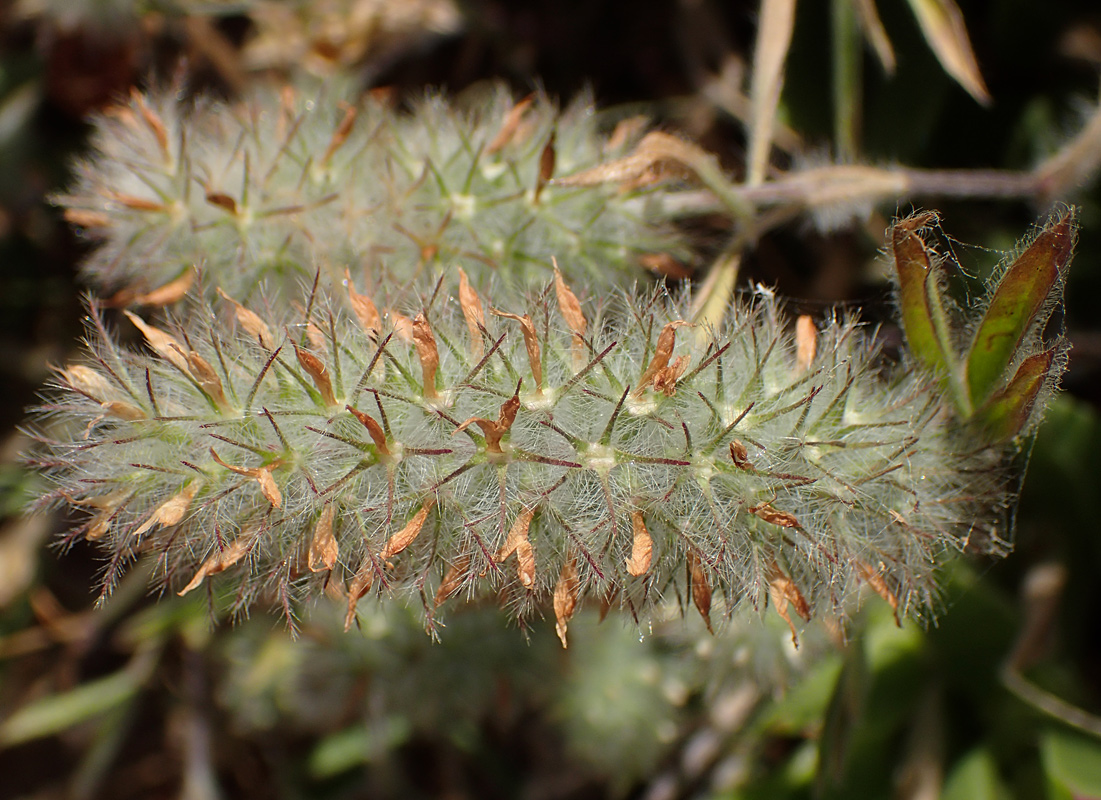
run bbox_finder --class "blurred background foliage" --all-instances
[1,0,1100,798]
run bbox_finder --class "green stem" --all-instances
[831,0,862,161]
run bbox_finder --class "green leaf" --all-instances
[0,669,143,746]
[891,212,950,375]
[966,212,1074,406]
[942,748,1009,800]
[1041,728,1101,799]
[309,718,412,779]
[904,0,991,105]
[758,654,843,734]
[977,349,1055,443]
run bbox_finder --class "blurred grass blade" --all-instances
[747,0,797,185]
[905,0,991,105]
[0,646,157,747]
[978,349,1054,443]
[891,214,952,374]
[0,668,143,746]
[832,0,863,160]
[851,0,896,74]
[966,212,1074,406]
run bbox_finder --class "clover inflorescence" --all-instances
[59,80,690,306]
[30,268,1011,644]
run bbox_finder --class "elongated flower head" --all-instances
[58,81,691,306]
[29,268,1018,643]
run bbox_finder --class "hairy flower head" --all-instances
[28,271,1016,643]
[58,80,691,307]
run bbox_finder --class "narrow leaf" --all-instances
[942,748,1007,800]
[905,0,991,105]
[817,638,868,794]
[978,349,1055,443]
[967,213,1074,405]
[890,213,950,373]
[0,669,143,746]
[747,0,797,185]
[852,0,896,74]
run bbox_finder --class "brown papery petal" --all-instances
[796,315,816,373]
[491,309,542,391]
[294,343,338,407]
[627,511,653,576]
[321,101,357,167]
[458,268,486,359]
[187,351,230,410]
[308,504,338,572]
[380,502,433,560]
[60,365,113,401]
[134,270,194,306]
[749,502,801,530]
[124,311,192,376]
[178,537,251,596]
[345,270,381,336]
[554,554,580,648]
[217,289,274,348]
[496,507,535,562]
[347,405,390,455]
[486,94,534,154]
[768,560,811,647]
[553,259,586,337]
[345,560,376,631]
[434,555,471,607]
[497,506,537,586]
[635,320,688,396]
[855,560,900,626]
[209,449,282,508]
[688,550,713,634]
[412,314,440,399]
[134,482,200,537]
